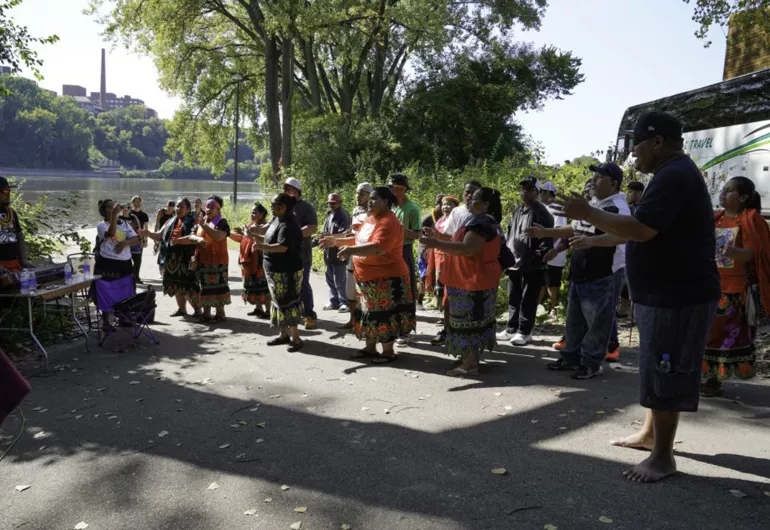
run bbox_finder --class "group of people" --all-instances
[4,109,770,483]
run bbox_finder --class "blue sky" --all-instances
[10,0,728,163]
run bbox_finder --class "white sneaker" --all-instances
[395,336,409,347]
[338,305,350,313]
[510,333,532,346]
[496,329,515,341]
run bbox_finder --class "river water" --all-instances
[12,176,262,228]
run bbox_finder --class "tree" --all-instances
[0,0,58,95]
[684,0,770,46]
[88,0,580,182]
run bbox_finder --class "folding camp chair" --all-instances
[93,276,159,351]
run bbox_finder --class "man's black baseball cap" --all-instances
[625,111,683,142]
[388,173,410,190]
[589,162,624,183]
[0,177,16,189]
[520,176,540,190]
[627,181,645,192]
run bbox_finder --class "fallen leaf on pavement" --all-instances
[135,398,143,402]
[504,406,513,411]
[230,424,241,429]
[15,485,31,492]
[491,468,507,475]
[544,525,557,530]
[75,415,83,420]
[256,438,264,443]
[257,422,267,428]
[290,523,302,530]
[729,489,747,498]
[384,409,390,414]
[599,516,613,523]
[281,485,291,491]
[244,509,257,515]
[596,410,606,414]
[264,497,273,503]
[32,406,42,411]
[236,453,247,459]
[559,427,567,431]
[249,407,260,412]
[493,392,502,397]
[370,377,377,381]
[341,525,352,530]
[75,523,89,530]
[238,420,248,426]
[96,387,106,392]
[219,444,230,449]
[207,482,220,491]
[614,408,625,413]
[158,430,169,438]
[361,407,370,411]
[269,394,282,399]
[112,375,120,379]
[130,381,140,385]
[763,491,770,498]
[294,507,307,513]
[530,420,539,424]
[32,431,49,440]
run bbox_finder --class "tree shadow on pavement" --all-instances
[2,324,770,530]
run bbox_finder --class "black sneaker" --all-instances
[430,330,446,346]
[571,365,603,380]
[546,358,577,371]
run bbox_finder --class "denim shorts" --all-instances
[636,301,717,412]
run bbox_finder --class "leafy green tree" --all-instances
[0,0,58,95]
[684,0,770,46]
[88,0,580,183]
[0,75,94,169]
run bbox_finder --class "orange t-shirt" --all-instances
[197,220,230,266]
[442,225,502,291]
[715,213,746,294]
[353,212,409,282]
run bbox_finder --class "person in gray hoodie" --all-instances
[497,176,554,345]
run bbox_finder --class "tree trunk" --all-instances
[301,36,322,113]
[264,35,282,179]
[281,37,294,169]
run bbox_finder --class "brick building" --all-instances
[723,10,770,80]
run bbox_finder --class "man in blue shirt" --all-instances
[319,193,351,311]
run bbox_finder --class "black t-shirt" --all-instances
[570,201,619,284]
[263,216,303,274]
[626,155,720,307]
[0,206,22,262]
[133,209,150,228]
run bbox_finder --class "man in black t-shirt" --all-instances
[130,196,150,283]
[0,177,32,276]
[556,112,719,483]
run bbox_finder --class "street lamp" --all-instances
[231,73,245,207]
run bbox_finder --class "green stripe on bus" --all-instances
[701,133,770,170]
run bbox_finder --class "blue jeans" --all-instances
[560,271,619,369]
[325,261,347,308]
[300,253,316,318]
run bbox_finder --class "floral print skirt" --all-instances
[242,265,269,306]
[353,276,416,344]
[703,292,756,380]
[445,286,497,359]
[163,248,200,304]
[266,269,303,328]
[197,263,231,308]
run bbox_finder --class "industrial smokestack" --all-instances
[100,48,106,110]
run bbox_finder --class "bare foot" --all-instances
[610,431,654,451]
[623,454,677,483]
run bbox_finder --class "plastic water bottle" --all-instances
[20,269,30,295]
[83,260,91,279]
[659,353,672,373]
[64,262,73,285]
[28,270,37,295]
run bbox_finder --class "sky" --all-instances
[9,0,728,163]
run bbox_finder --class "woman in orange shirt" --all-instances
[421,187,504,376]
[191,195,231,322]
[703,176,770,396]
[230,203,270,319]
[320,187,416,363]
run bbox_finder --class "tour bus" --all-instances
[615,67,770,215]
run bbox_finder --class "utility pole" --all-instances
[233,80,240,207]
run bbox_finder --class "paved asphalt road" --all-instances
[2,251,769,530]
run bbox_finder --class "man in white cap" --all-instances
[538,182,567,316]
[320,192,351,312]
[284,177,319,329]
